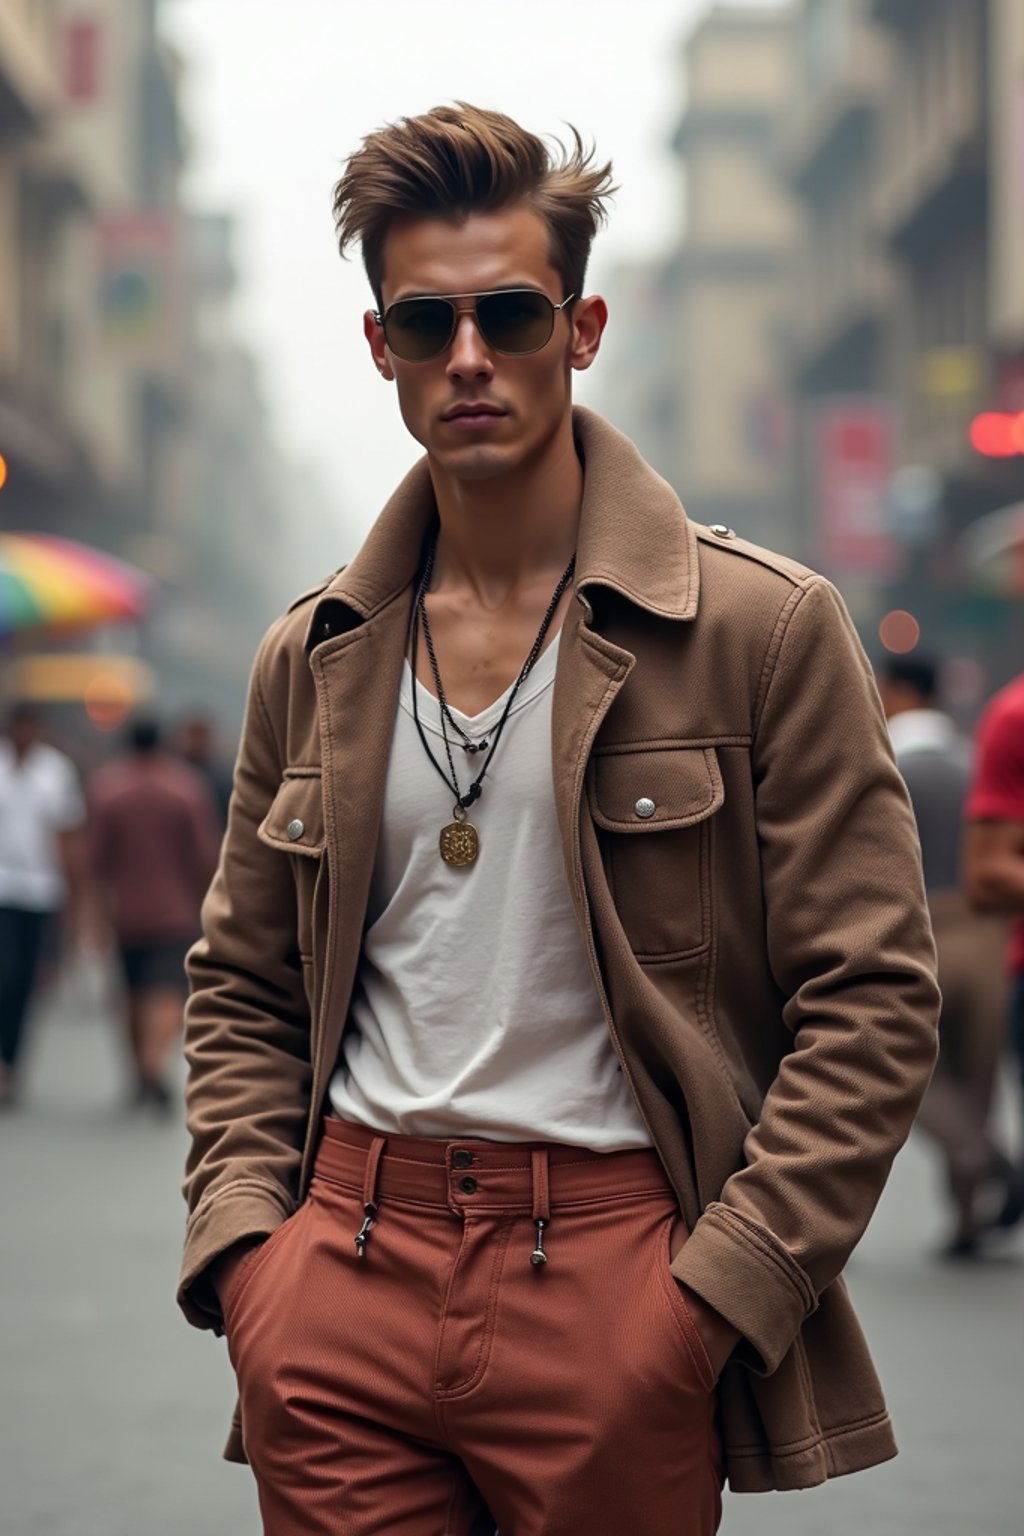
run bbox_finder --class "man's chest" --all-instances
[414,588,573,717]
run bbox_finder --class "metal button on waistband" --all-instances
[709,523,736,539]
[459,1176,478,1194]
[286,818,305,841]
[634,797,656,819]
[452,1150,474,1170]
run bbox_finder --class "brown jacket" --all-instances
[180,408,939,1492]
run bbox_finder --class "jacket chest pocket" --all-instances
[256,772,326,961]
[587,745,723,961]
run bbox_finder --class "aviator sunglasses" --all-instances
[373,288,576,363]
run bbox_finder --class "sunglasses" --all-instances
[373,288,575,363]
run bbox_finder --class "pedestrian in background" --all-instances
[878,655,1014,1256]
[177,712,234,831]
[963,668,1024,1230]
[0,702,87,1109]
[178,104,939,1535]
[89,717,220,1113]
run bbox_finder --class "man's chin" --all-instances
[430,441,519,482]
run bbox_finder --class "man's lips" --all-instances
[441,403,507,422]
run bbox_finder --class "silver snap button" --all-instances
[634,797,656,819]
[709,523,736,539]
[286,818,305,840]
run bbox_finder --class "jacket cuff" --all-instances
[670,1201,817,1375]
[178,1183,291,1332]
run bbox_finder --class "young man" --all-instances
[878,656,1012,1255]
[963,669,1024,1225]
[0,703,87,1108]
[179,105,939,1535]
[90,718,220,1111]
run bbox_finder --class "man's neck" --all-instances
[426,418,582,601]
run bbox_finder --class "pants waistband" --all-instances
[315,1116,672,1214]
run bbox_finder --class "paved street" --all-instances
[2,961,1022,1536]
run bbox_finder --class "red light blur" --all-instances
[0,453,8,490]
[969,412,1022,457]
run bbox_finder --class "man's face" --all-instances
[365,204,605,484]
[8,712,41,754]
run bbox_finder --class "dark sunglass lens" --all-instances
[385,298,454,361]
[477,291,553,354]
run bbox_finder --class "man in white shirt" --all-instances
[0,702,87,1107]
[878,655,1014,1254]
[180,105,938,1534]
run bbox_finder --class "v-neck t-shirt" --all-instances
[328,634,650,1149]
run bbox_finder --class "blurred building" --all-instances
[596,6,802,551]
[1,1,341,741]
[0,0,94,532]
[777,0,1024,679]
[595,0,1024,689]
[665,4,801,552]
[587,257,679,484]
[776,0,899,612]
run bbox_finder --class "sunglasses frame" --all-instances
[373,288,576,363]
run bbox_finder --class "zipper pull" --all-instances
[530,1218,548,1267]
[354,1204,377,1259]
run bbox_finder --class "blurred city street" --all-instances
[0,960,1020,1536]
[3,4,1024,1533]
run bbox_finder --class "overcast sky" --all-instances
[161,0,782,556]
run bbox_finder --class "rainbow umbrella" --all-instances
[0,532,152,638]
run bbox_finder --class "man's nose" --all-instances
[446,309,493,378]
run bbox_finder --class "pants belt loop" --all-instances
[354,1135,387,1259]
[530,1149,551,1268]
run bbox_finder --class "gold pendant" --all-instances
[439,814,479,866]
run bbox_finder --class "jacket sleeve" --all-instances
[177,627,313,1331]
[672,576,940,1373]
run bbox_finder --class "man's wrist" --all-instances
[210,1236,265,1310]
[677,1281,741,1378]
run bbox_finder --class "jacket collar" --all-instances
[306,405,698,649]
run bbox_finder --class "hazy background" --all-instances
[163,0,728,527]
[3,0,1022,747]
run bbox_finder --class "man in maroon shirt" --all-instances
[90,718,221,1111]
[964,671,1024,1228]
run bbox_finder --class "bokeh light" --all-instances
[878,610,921,654]
[0,452,8,490]
[84,671,136,731]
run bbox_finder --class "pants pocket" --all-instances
[656,1214,716,1392]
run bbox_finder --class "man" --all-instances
[179,105,939,1534]
[90,718,220,1111]
[0,703,87,1108]
[177,712,234,832]
[878,655,1012,1255]
[963,669,1024,1226]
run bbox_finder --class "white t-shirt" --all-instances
[0,740,85,911]
[329,634,651,1150]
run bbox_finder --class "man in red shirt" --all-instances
[90,718,221,1111]
[964,671,1024,1227]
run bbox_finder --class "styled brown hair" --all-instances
[332,102,615,309]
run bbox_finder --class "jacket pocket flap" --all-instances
[589,746,723,833]
[257,774,325,856]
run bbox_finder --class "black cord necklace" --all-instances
[409,533,576,867]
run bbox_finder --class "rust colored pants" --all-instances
[225,1117,724,1535]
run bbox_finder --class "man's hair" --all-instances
[5,700,39,730]
[880,654,938,703]
[128,717,161,754]
[332,102,615,310]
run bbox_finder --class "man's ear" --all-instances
[569,295,608,374]
[364,310,394,381]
